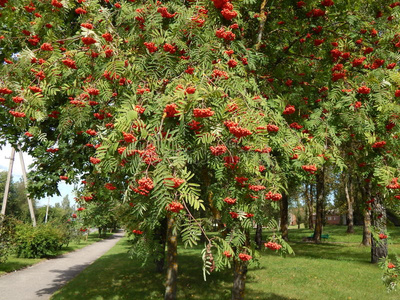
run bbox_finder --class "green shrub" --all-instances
[14,222,67,258]
[0,215,18,263]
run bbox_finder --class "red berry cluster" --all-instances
[46,148,59,153]
[104,183,117,190]
[357,86,371,94]
[123,132,136,143]
[223,156,239,169]
[164,103,179,117]
[132,229,144,235]
[163,43,177,54]
[379,233,388,239]
[82,37,97,45]
[267,124,279,132]
[210,145,227,156]
[229,211,238,218]
[185,87,196,94]
[238,253,252,261]
[265,191,283,201]
[229,125,252,138]
[387,178,400,189]
[62,58,77,69]
[372,141,386,148]
[212,69,229,79]
[265,241,282,251]
[40,43,53,51]
[248,185,266,191]
[157,7,177,18]
[223,197,236,205]
[59,176,68,180]
[132,177,154,196]
[290,122,303,129]
[193,108,214,117]
[166,201,184,213]
[302,165,317,174]
[9,111,26,118]
[223,250,232,258]
[90,157,101,164]
[83,195,93,202]
[188,120,202,131]
[283,104,296,115]
[12,96,24,103]
[0,88,13,94]
[164,178,185,188]
[215,28,236,41]
[212,0,237,20]
[144,42,158,53]
[86,129,97,136]
[135,144,161,165]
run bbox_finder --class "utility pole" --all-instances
[18,150,37,227]
[1,148,15,216]
[45,197,50,223]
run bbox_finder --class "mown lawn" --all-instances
[51,225,400,300]
[0,232,113,276]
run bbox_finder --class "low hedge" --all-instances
[14,222,67,258]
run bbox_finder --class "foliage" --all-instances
[13,222,69,258]
[0,215,17,263]
[1,0,400,297]
[0,171,35,222]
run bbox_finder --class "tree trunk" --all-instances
[313,168,325,243]
[164,214,178,300]
[255,223,263,249]
[344,173,355,234]
[155,217,167,273]
[280,192,289,241]
[362,209,371,246]
[305,184,314,229]
[231,258,248,300]
[359,176,371,246]
[371,196,388,263]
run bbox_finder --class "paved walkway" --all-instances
[0,231,124,300]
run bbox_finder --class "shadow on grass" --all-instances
[260,241,372,264]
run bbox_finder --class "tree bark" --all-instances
[280,192,289,241]
[255,223,263,249]
[231,258,248,300]
[359,176,371,246]
[164,214,178,300]
[313,168,325,243]
[344,173,355,233]
[371,196,388,263]
[305,184,314,229]
[154,217,167,273]
[362,209,372,246]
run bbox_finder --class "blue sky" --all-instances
[0,143,75,207]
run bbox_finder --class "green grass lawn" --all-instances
[51,225,400,300]
[0,232,113,276]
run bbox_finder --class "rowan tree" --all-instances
[1,0,400,299]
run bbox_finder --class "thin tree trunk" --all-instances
[165,214,178,300]
[363,209,372,246]
[255,223,263,249]
[359,176,371,246]
[371,196,388,263]
[280,192,289,241]
[155,217,167,273]
[231,259,248,300]
[344,173,355,233]
[305,184,314,229]
[313,168,325,243]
